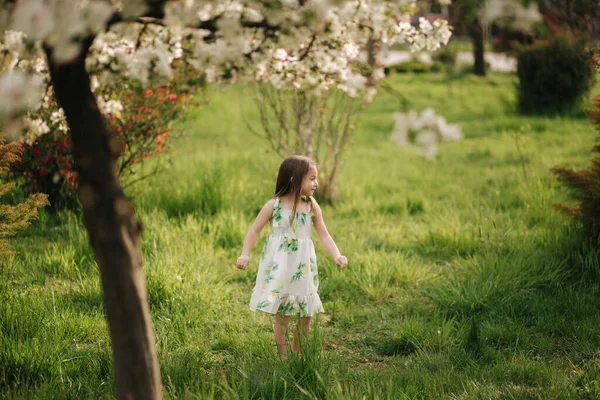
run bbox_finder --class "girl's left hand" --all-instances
[335,255,348,270]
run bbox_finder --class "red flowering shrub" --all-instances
[12,66,194,210]
[14,129,77,210]
[105,83,188,186]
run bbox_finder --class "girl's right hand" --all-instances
[236,255,250,270]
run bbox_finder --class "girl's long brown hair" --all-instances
[274,155,315,226]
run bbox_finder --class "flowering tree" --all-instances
[0,1,451,398]
[9,44,191,211]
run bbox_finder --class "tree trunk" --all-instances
[365,36,381,87]
[366,37,377,68]
[470,21,486,76]
[45,43,162,399]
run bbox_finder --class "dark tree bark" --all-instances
[366,37,377,68]
[45,41,162,400]
[469,21,486,76]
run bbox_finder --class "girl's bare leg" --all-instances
[292,316,312,355]
[274,313,291,359]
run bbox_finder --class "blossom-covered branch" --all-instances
[0,0,451,132]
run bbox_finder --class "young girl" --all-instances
[236,155,348,358]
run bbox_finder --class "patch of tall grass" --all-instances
[3,73,600,397]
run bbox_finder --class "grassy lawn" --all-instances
[3,72,600,399]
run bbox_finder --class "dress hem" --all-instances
[249,289,324,317]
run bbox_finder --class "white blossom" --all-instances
[416,130,438,159]
[365,86,377,103]
[82,2,115,34]
[281,0,299,7]
[391,108,462,158]
[97,98,123,116]
[337,72,367,97]
[0,70,43,115]
[10,0,55,40]
[438,119,462,142]
[390,112,409,148]
[342,43,360,59]
[205,66,219,83]
[0,0,453,132]
[164,2,199,27]
[121,0,148,19]
[90,75,101,92]
[2,30,26,53]
[50,108,65,125]
[152,48,174,79]
[27,117,50,136]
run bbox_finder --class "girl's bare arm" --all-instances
[237,198,275,269]
[312,199,348,269]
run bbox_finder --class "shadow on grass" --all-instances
[419,224,600,374]
[67,290,104,314]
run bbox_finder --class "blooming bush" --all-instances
[104,72,191,187]
[13,124,76,210]
[390,108,462,159]
[12,67,192,210]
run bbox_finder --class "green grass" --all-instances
[3,72,600,398]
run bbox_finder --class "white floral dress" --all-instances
[249,198,324,317]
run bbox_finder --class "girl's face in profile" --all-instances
[301,165,318,197]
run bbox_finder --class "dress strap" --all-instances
[272,197,283,227]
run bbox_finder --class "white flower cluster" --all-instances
[252,1,452,96]
[0,0,452,129]
[11,0,114,62]
[87,26,180,86]
[49,107,68,133]
[26,117,50,136]
[0,65,47,141]
[97,97,124,117]
[390,108,462,159]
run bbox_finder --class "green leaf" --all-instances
[291,270,303,282]
[278,237,298,252]
[278,301,294,315]
[298,300,308,317]
[273,200,283,222]
[270,261,279,271]
[256,300,271,310]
